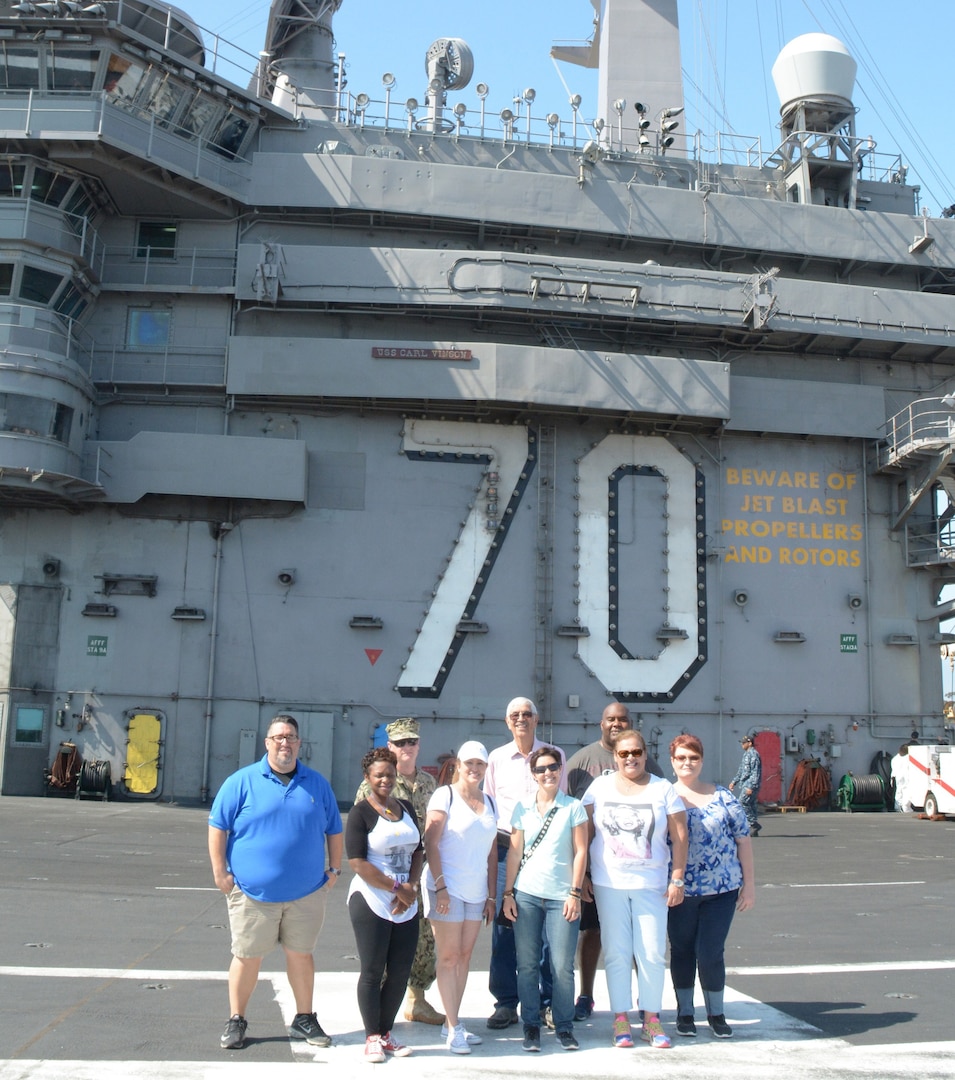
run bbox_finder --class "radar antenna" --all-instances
[423,37,473,133]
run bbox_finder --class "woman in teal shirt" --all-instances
[501,746,588,1051]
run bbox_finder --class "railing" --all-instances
[0,92,252,192]
[97,247,237,289]
[881,397,955,467]
[90,344,227,387]
[0,305,96,379]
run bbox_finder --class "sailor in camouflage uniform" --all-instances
[354,716,443,1024]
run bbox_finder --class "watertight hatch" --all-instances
[122,711,164,797]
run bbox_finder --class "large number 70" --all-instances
[397,421,706,701]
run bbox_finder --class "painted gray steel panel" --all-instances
[726,376,886,437]
[87,432,307,503]
[226,337,730,418]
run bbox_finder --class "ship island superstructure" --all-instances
[1,0,954,803]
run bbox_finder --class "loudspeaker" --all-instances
[42,558,60,578]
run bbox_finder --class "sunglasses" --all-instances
[616,748,645,759]
[532,762,561,775]
[673,754,701,763]
[391,738,419,748]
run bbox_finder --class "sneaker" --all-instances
[541,1005,555,1030]
[446,1025,472,1055]
[288,1012,332,1047]
[220,1015,247,1050]
[573,994,594,1021]
[676,1014,697,1037]
[380,1031,412,1057]
[557,1030,579,1050]
[522,1026,541,1052]
[441,1023,482,1045]
[364,1035,385,1063]
[641,1016,672,1049]
[612,1017,633,1048]
[486,1005,519,1029]
[707,1014,734,1038]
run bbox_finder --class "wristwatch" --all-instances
[669,877,685,888]
[326,867,342,877]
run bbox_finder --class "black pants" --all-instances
[348,892,419,1037]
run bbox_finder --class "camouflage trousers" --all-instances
[409,888,437,990]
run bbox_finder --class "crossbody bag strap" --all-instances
[517,805,559,873]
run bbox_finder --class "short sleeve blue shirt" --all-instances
[209,754,343,902]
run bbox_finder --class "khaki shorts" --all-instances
[226,884,327,958]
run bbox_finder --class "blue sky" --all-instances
[182,0,953,215]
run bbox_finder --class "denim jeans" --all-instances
[513,889,579,1033]
[667,889,739,1015]
[489,844,552,1010]
[592,882,667,1014]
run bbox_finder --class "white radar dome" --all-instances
[771,33,857,114]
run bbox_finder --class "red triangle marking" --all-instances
[365,648,383,666]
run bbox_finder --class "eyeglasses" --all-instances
[509,710,535,720]
[616,748,645,759]
[392,738,419,748]
[268,734,299,744]
[532,762,561,775]
[673,754,701,763]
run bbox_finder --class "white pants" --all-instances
[592,882,667,1014]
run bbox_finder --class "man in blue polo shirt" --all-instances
[209,714,343,1050]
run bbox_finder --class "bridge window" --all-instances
[0,46,39,91]
[50,48,98,92]
[0,392,74,443]
[19,265,62,305]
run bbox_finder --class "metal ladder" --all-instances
[533,424,556,731]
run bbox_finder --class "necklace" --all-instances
[536,796,556,814]
[370,795,396,819]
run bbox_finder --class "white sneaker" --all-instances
[441,1023,482,1045]
[446,1024,472,1054]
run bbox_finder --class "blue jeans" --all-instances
[667,889,738,1016]
[489,845,552,1010]
[513,889,579,1033]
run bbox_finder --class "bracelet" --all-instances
[435,885,448,893]
[434,873,445,884]
[569,888,582,898]
[488,895,497,902]
[502,890,514,899]
[392,878,402,893]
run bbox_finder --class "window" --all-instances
[31,167,73,208]
[103,53,148,108]
[127,307,171,347]
[0,264,12,295]
[49,49,98,92]
[54,282,87,321]
[19,266,63,305]
[14,704,44,746]
[0,162,25,198]
[136,221,177,260]
[0,393,74,443]
[0,46,40,91]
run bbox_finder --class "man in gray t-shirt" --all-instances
[564,702,662,1020]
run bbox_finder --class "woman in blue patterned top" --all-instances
[667,734,754,1040]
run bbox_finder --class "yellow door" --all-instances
[123,711,162,795]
